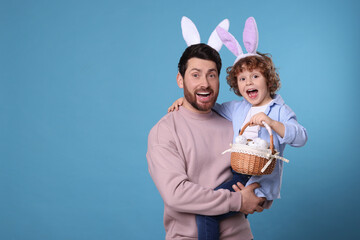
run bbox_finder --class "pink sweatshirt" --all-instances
[147,106,253,240]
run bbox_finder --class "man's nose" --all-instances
[199,76,210,87]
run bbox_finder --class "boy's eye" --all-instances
[238,77,245,81]
[253,75,259,78]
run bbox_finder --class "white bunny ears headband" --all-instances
[215,17,259,64]
[181,16,229,52]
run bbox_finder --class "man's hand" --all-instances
[233,182,266,215]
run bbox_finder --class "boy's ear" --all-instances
[177,72,184,88]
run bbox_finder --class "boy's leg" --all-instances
[196,215,220,240]
[215,171,251,191]
[214,171,251,220]
[196,171,251,240]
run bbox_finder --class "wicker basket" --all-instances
[230,122,276,176]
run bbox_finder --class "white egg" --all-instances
[247,140,257,148]
[235,135,247,144]
[252,138,269,149]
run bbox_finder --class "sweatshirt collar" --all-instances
[179,106,214,120]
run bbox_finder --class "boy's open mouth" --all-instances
[246,89,258,99]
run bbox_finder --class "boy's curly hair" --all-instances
[226,52,281,97]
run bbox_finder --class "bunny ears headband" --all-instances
[215,17,260,64]
[181,16,260,64]
[181,16,229,52]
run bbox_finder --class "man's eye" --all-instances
[193,74,199,77]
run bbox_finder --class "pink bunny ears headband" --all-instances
[181,16,260,64]
[181,16,229,52]
[215,17,259,64]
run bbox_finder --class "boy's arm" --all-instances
[249,106,307,147]
[279,105,307,147]
[212,102,236,121]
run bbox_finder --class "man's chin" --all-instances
[192,101,214,112]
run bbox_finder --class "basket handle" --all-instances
[239,121,275,154]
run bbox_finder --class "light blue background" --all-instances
[1,0,359,239]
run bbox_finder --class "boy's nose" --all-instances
[245,78,253,85]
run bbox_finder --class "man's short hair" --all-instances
[178,43,222,77]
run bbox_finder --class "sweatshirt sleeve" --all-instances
[278,105,308,147]
[146,123,242,216]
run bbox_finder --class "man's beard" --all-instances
[183,84,218,112]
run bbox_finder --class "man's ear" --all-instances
[177,72,184,89]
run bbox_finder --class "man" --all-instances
[147,43,265,239]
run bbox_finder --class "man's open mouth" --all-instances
[196,91,212,102]
[246,89,258,99]
[197,92,211,97]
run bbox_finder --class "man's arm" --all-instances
[147,141,241,216]
[147,122,265,216]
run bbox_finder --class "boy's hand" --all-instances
[168,97,184,112]
[249,112,273,127]
[233,182,265,214]
[249,112,285,138]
